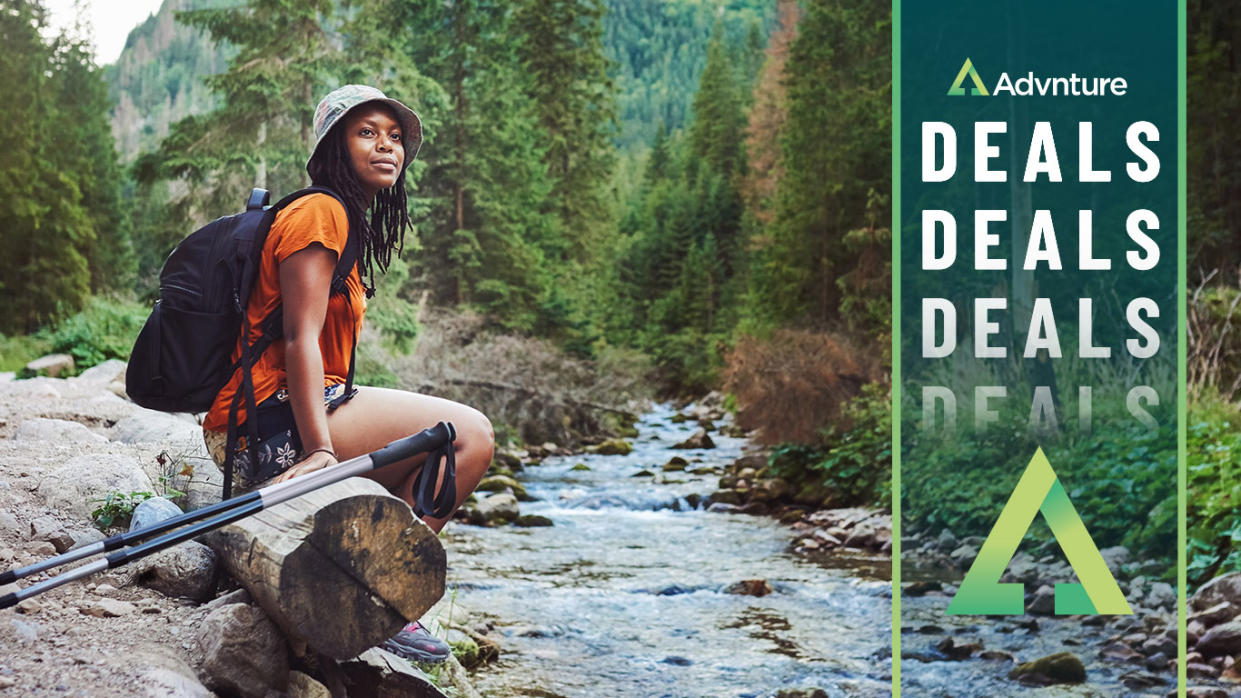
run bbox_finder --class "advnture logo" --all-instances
[946,449,1133,615]
[947,58,1128,97]
[947,58,989,96]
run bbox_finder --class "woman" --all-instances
[202,85,494,662]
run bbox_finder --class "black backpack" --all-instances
[126,186,359,497]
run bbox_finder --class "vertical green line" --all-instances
[890,0,902,695]
[1177,0,1188,695]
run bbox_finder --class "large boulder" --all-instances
[110,410,204,448]
[37,453,153,519]
[188,602,289,698]
[475,475,532,502]
[13,418,107,445]
[132,542,219,603]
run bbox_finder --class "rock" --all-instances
[28,515,61,541]
[110,410,202,446]
[902,580,941,597]
[1187,662,1221,679]
[1119,670,1166,690]
[672,429,715,450]
[725,579,773,597]
[570,463,591,471]
[94,583,119,597]
[14,418,107,444]
[1190,601,1237,627]
[708,489,742,506]
[81,598,137,617]
[775,690,828,698]
[514,514,553,527]
[338,648,447,698]
[38,453,153,519]
[1102,640,1146,660]
[1191,572,1241,612]
[2,617,40,646]
[844,524,878,550]
[129,496,184,532]
[749,478,793,503]
[126,643,213,698]
[948,543,978,564]
[1196,620,1241,656]
[285,671,331,698]
[591,439,632,456]
[936,637,982,660]
[663,456,689,471]
[189,602,289,698]
[979,650,1016,662]
[132,541,218,602]
[474,475,533,501]
[1028,585,1056,615]
[683,493,702,510]
[25,353,74,378]
[706,502,738,513]
[1008,651,1086,684]
[182,463,224,511]
[1147,582,1176,610]
[936,528,958,551]
[469,493,519,525]
[63,528,106,552]
[1145,652,1169,671]
[1141,635,1177,658]
[0,511,19,536]
[631,469,654,478]
[74,359,127,388]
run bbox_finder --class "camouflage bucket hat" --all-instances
[307,84,423,174]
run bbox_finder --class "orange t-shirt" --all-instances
[203,193,367,431]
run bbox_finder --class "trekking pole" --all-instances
[0,421,456,610]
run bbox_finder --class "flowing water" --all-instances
[440,403,892,698]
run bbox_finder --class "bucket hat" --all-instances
[307,85,423,175]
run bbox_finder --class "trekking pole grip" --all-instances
[370,421,456,470]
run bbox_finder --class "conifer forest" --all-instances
[1,0,1240,592]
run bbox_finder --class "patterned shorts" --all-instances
[204,383,356,491]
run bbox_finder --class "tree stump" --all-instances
[203,477,445,659]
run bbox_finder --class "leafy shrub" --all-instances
[46,296,147,372]
[1187,391,1241,588]
[90,490,156,529]
[0,333,52,372]
[768,382,892,508]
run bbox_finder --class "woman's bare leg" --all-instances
[326,386,493,532]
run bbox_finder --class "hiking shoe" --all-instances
[382,621,451,663]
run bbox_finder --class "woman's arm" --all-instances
[272,243,339,482]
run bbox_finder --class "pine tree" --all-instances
[741,0,798,226]
[753,0,890,327]
[0,2,120,332]
[515,0,617,261]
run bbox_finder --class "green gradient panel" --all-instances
[898,0,1179,692]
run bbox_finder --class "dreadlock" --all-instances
[306,112,412,290]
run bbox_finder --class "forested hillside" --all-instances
[104,0,232,161]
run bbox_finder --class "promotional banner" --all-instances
[896,1,1183,694]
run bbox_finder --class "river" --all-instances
[440,402,893,698]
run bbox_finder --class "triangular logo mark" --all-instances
[947,58,989,96]
[945,448,1132,615]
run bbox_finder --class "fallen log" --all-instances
[203,477,445,659]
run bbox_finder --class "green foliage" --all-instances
[0,334,52,373]
[0,2,130,332]
[46,297,148,372]
[92,490,154,530]
[768,382,892,508]
[1187,392,1241,588]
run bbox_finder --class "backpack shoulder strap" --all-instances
[270,186,358,283]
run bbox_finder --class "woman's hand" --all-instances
[273,450,338,483]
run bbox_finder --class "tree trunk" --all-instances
[203,477,446,659]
